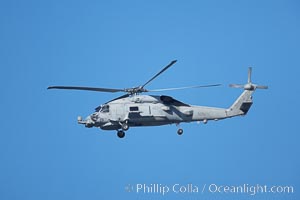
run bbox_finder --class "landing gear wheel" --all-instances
[121,122,129,131]
[177,128,183,135]
[117,130,125,138]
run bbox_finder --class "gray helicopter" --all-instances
[48,60,268,138]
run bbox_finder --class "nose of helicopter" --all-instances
[77,111,108,128]
[77,115,95,128]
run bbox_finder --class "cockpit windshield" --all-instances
[101,104,109,113]
[95,104,110,113]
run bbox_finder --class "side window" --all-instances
[129,106,139,112]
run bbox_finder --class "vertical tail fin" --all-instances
[227,90,254,117]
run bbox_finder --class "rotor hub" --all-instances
[125,86,148,95]
[244,83,255,90]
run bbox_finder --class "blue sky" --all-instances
[0,0,299,199]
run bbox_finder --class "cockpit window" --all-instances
[95,104,110,113]
[95,105,101,112]
[101,104,110,113]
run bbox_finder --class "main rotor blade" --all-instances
[148,84,221,92]
[47,86,124,93]
[141,60,177,88]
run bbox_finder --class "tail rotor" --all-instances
[229,67,268,91]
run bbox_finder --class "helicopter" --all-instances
[48,60,268,138]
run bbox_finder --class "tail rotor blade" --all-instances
[248,67,252,83]
[229,84,244,88]
[256,85,268,89]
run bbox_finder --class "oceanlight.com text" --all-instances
[207,183,294,196]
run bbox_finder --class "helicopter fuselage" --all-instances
[78,94,240,131]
